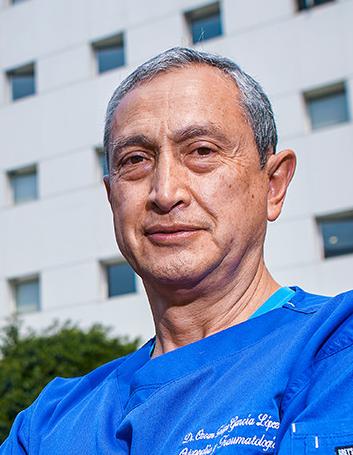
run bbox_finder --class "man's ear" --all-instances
[266,149,296,222]
[103,175,111,204]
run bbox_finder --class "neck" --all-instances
[145,256,280,358]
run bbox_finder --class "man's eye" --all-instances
[194,147,214,156]
[122,155,145,166]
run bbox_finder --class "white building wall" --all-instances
[0,0,352,341]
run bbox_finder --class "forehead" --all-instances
[112,65,250,138]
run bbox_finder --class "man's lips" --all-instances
[144,224,203,235]
[144,224,204,243]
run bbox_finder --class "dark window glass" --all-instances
[14,277,40,313]
[186,3,222,44]
[97,148,109,176]
[8,64,35,101]
[93,35,125,73]
[9,166,38,204]
[317,212,353,258]
[107,262,136,297]
[298,0,335,10]
[305,84,349,130]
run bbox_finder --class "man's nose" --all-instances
[148,153,191,213]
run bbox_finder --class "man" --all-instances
[1,47,353,454]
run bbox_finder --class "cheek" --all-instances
[214,170,250,205]
[110,183,144,241]
[205,171,266,231]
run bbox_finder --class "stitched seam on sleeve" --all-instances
[281,342,353,414]
[315,338,353,362]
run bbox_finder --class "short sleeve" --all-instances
[0,405,34,454]
[0,376,83,454]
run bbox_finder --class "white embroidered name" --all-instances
[179,445,214,455]
[218,434,276,452]
[180,412,280,453]
[256,414,280,432]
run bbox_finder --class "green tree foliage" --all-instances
[0,320,139,443]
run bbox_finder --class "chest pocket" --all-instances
[290,420,353,454]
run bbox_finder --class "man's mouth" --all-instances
[144,224,203,244]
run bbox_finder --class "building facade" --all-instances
[0,0,352,341]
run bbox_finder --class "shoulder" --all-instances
[279,288,353,413]
[280,288,353,406]
[35,354,130,407]
[286,287,353,333]
[286,286,353,313]
[277,289,353,453]
[284,286,353,360]
[0,352,135,453]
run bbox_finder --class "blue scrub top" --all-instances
[1,286,353,454]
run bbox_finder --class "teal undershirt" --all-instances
[149,286,295,357]
[249,286,295,319]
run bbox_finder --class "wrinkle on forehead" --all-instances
[118,63,239,110]
[114,66,240,118]
[110,65,255,157]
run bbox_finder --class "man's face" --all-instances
[106,65,270,287]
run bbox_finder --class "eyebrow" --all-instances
[110,123,232,163]
[109,134,157,168]
[172,124,232,146]
[110,134,156,156]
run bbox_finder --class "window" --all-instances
[96,147,108,176]
[8,165,38,204]
[185,2,222,44]
[304,82,349,130]
[7,63,35,101]
[92,34,125,74]
[12,276,40,314]
[297,0,335,10]
[105,262,136,298]
[317,211,353,258]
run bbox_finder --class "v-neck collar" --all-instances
[148,287,295,357]
[116,288,299,410]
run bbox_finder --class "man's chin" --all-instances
[140,262,209,290]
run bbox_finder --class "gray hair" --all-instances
[104,47,277,170]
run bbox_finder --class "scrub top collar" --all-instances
[117,287,298,412]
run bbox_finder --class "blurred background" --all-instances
[0,0,352,342]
